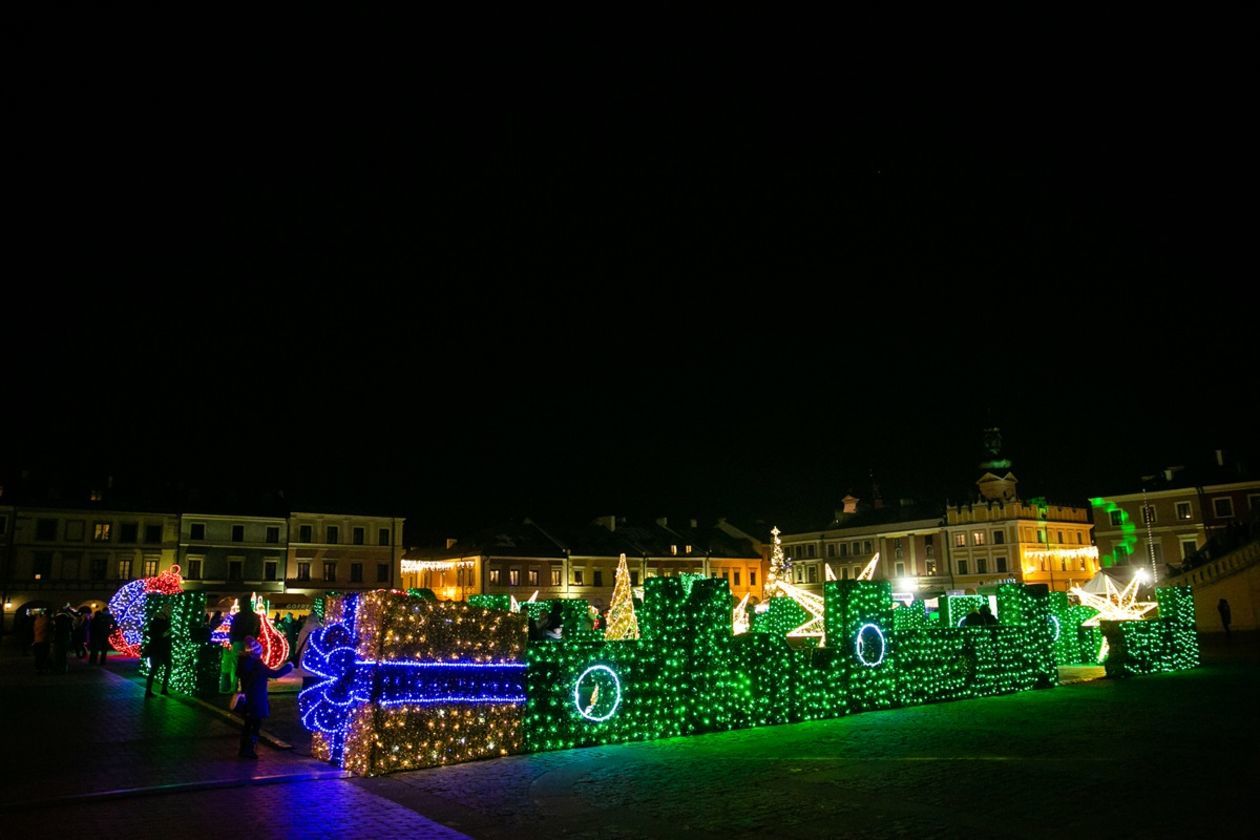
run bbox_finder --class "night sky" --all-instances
[8,10,1256,543]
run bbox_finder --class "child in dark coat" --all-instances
[235,636,294,758]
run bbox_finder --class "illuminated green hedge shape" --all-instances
[893,600,932,631]
[942,595,987,628]
[140,591,218,696]
[468,594,511,612]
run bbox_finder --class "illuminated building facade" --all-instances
[285,512,406,599]
[1091,453,1260,573]
[416,516,765,606]
[944,499,1095,593]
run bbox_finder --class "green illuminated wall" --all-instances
[140,592,217,696]
[942,594,987,628]
[1104,585,1200,676]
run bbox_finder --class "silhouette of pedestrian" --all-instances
[145,614,173,696]
[1218,598,1232,639]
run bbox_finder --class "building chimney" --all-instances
[656,516,668,528]
[445,538,458,549]
[1215,449,1225,467]
[689,518,698,529]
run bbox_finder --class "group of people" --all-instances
[23,604,118,673]
[524,601,608,641]
[960,604,999,627]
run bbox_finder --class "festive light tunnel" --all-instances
[107,564,183,655]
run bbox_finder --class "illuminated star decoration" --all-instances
[1070,573,1157,662]
[732,592,751,635]
[857,553,880,581]
[765,527,828,642]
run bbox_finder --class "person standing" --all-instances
[1218,598,1232,639]
[235,636,293,759]
[145,613,174,696]
[52,606,74,673]
[72,607,91,659]
[32,610,51,673]
[89,608,116,665]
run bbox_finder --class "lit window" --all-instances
[509,569,520,586]
[489,568,501,585]
[955,533,966,547]
[972,531,985,546]
[550,568,561,586]
[573,570,584,585]
[528,569,539,586]
[1175,501,1192,521]
[93,522,112,542]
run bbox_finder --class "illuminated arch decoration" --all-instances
[573,664,622,722]
[855,623,886,667]
[107,564,183,656]
[1048,614,1062,642]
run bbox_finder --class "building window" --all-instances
[976,558,987,574]
[528,569,539,586]
[297,562,311,581]
[573,570,584,585]
[1061,557,1069,572]
[1037,529,1046,543]
[510,569,521,586]
[36,519,58,541]
[323,561,337,582]
[955,533,966,547]
[972,531,985,546]
[378,528,391,546]
[1180,539,1197,559]
[630,570,640,585]
[894,541,904,560]
[351,563,363,583]
[33,552,53,579]
[118,559,133,579]
[749,572,757,586]
[299,525,313,542]
[1055,530,1063,544]
[94,522,112,542]
[1141,505,1156,525]
[90,556,107,579]
[144,557,159,577]
[593,570,604,587]
[551,568,562,586]
[1108,511,1124,527]
[377,564,389,582]
[826,544,835,558]
[840,543,849,557]
[265,561,278,581]
[326,526,340,544]
[734,571,741,586]
[229,560,243,581]
[852,541,861,555]
[353,527,365,545]
[993,531,1005,545]
[190,523,206,541]
[807,545,816,558]
[489,568,501,585]
[863,540,872,553]
[1175,501,1192,520]
[1076,532,1084,544]
[894,561,905,577]
[925,557,938,575]
[266,526,281,544]
[120,523,139,543]
[1249,494,1260,512]
[957,560,968,575]
[995,556,1007,573]
[1079,558,1087,570]
[1212,497,1235,518]
[144,524,162,544]
[188,558,203,579]
[232,524,245,542]
[807,565,817,583]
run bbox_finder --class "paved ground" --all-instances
[2,632,1256,838]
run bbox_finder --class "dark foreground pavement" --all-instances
[3,633,1256,839]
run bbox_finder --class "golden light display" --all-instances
[604,553,640,640]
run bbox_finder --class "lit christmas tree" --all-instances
[765,526,790,598]
[604,553,640,640]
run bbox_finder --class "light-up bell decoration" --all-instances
[107,564,183,656]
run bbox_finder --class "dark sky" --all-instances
[7,10,1256,542]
